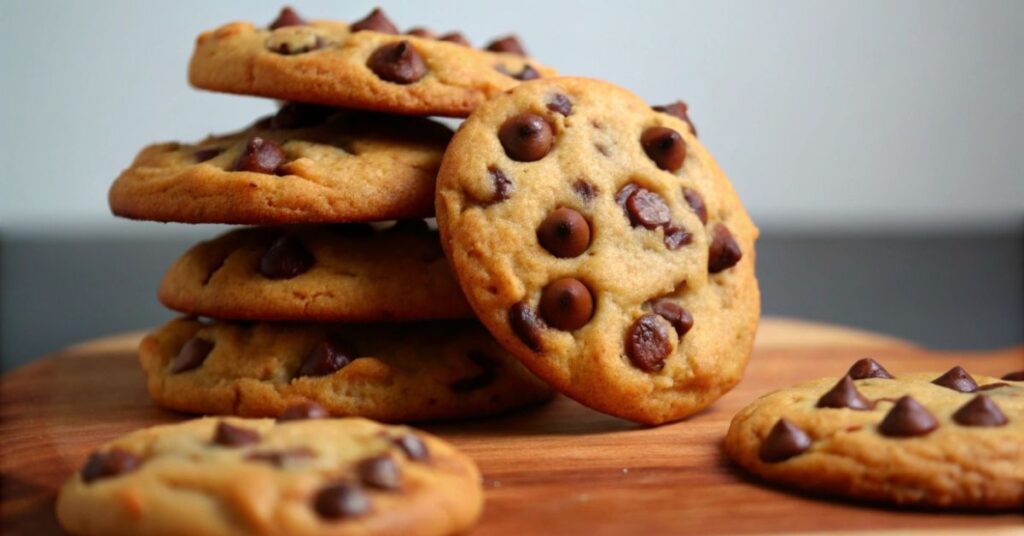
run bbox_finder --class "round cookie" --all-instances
[188,7,557,118]
[109,104,452,224]
[56,416,482,536]
[159,223,472,322]
[725,359,1024,509]
[139,317,554,422]
[435,77,760,424]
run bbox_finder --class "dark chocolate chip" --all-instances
[662,224,693,250]
[260,234,315,280]
[652,100,697,137]
[758,418,812,463]
[279,401,329,421]
[170,337,213,373]
[350,8,398,34]
[682,188,708,225]
[641,127,686,172]
[649,299,693,337]
[486,35,526,56]
[931,366,978,393]
[537,207,591,258]
[270,102,334,129]
[499,113,554,162]
[547,94,572,116]
[233,136,286,174]
[625,188,671,229]
[314,483,370,519]
[269,6,306,30]
[405,27,436,39]
[247,447,315,467]
[393,434,430,461]
[878,396,938,437]
[296,337,355,378]
[816,376,871,410]
[194,147,223,162]
[707,225,742,273]
[509,301,546,352]
[573,179,597,202]
[486,167,514,204]
[1002,371,1024,381]
[847,358,894,380]
[615,183,640,214]
[539,278,594,331]
[952,395,1008,427]
[451,352,498,392]
[439,32,471,47]
[213,422,260,447]
[81,448,142,483]
[626,314,673,372]
[357,455,402,490]
[367,41,427,84]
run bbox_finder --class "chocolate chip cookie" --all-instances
[139,317,554,422]
[725,359,1024,509]
[188,7,557,118]
[109,104,452,224]
[56,416,482,535]
[435,77,760,424]
[159,223,472,322]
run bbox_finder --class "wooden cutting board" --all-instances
[1,318,1021,535]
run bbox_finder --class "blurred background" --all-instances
[1,0,1021,370]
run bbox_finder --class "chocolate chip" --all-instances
[393,434,430,461]
[279,401,329,421]
[537,208,591,258]
[170,337,213,373]
[270,102,334,129]
[296,337,355,378]
[269,6,306,30]
[652,100,697,137]
[233,136,285,174]
[573,179,597,202]
[707,225,742,273]
[357,455,402,490]
[496,64,539,81]
[405,27,435,39]
[247,447,315,467]
[1001,370,1024,381]
[847,358,894,380]
[816,376,871,410]
[539,278,594,331]
[878,396,938,437]
[509,301,546,352]
[625,188,671,229]
[931,366,978,393]
[314,484,370,519]
[649,299,693,337]
[213,422,260,447]
[758,418,812,463]
[81,449,142,483]
[486,167,514,204]
[615,183,640,213]
[260,234,314,280]
[499,113,554,162]
[952,395,1008,427]
[439,32,470,46]
[641,127,686,172]
[486,35,527,56]
[662,224,693,250]
[547,94,572,116]
[367,41,427,84]
[267,33,323,55]
[682,188,708,225]
[626,314,673,372]
[194,147,223,162]
[350,7,398,34]
[451,352,498,392]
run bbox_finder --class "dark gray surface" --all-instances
[1,229,1022,371]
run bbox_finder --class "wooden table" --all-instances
[1,318,1021,535]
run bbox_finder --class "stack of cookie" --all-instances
[108,6,557,422]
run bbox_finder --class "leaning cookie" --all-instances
[56,417,482,536]
[435,77,760,424]
[109,103,452,224]
[725,359,1024,509]
[140,317,554,422]
[189,7,557,117]
[159,223,472,322]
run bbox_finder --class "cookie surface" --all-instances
[435,77,760,424]
[109,104,452,224]
[159,223,472,322]
[140,317,553,422]
[725,359,1024,509]
[56,417,482,536]
[189,7,557,117]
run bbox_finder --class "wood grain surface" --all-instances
[1,318,1021,535]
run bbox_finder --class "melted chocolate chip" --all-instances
[496,64,539,81]
[707,225,742,273]
[625,188,671,229]
[486,167,514,204]
[652,100,697,137]
[439,32,470,46]
[350,8,398,34]
[499,113,554,162]
[486,35,526,56]
[626,314,673,372]
[641,127,686,172]
[247,447,315,467]
[547,94,572,116]
[451,352,498,392]
[295,337,355,377]
[170,337,213,373]
[81,449,142,483]
[759,418,812,463]
[279,401,329,421]
[682,188,708,225]
[393,434,430,461]
[931,366,978,393]
[649,299,693,337]
[573,179,597,202]
[847,358,894,380]
[269,7,306,30]
[194,147,223,162]
[213,422,260,447]
[952,395,1008,427]
[537,208,591,258]
[367,41,427,84]
[1002,371,1024,381]
[816,376,871,410]
[270,102,334,129]
[357,455,402,490]
[509,301,546,352]
[314,484,370,519]
[878,396,938,437]
[260,234,315,280]
[233,136,285,174]
[539,278,594,331]
[662,224,693,250]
